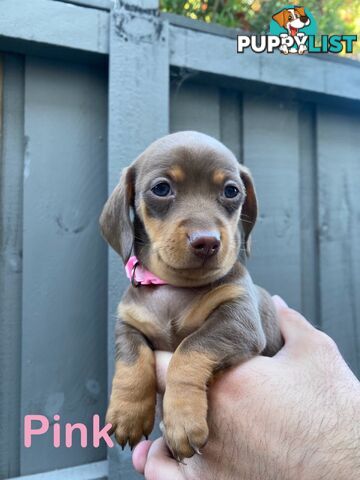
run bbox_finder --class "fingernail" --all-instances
[272,295,288,308]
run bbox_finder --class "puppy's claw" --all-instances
[192,446,202,455]
[176,457,187,465]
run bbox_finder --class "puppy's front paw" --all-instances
[162,386,209,461]
[106,387,156,449]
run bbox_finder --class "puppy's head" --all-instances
[100,131,257,287]
[272,6,310,29]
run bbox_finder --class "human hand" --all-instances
[133,296,360,480]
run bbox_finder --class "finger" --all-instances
[132,440,153,474]
[272,294,288,309]
[272,295,316,339]
[278,308,316,341]
[144,437,182,480]
[273,306,318,358]
[155,351,172,394]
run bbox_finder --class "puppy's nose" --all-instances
[189,231,220,258]
[300,15,308,22]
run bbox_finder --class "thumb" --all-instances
[155,351,172,393]
[144,437,183,480]
[272,295,318,355]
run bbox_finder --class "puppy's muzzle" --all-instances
[188,231,221,259]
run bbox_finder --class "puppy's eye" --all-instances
[151,182,171,197]
[224,185,240,199]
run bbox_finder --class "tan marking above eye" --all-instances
[167,165,185,182]
[212,169,226,185]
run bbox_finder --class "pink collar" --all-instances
[125,256,167,286]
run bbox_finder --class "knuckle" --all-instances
[189,420,208,437]
[313,329,338,352]
[284,308,302,321]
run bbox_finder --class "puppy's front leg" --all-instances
[107,320,156,449]
[162,299,266,461]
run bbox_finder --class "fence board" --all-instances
[170,82,242,156]
[317,106,360,376]
[243,93,302,311]
[0,53,25,479]
[11,460,107,480]
[219,89,242,162]
[21,56,108,474]
[0,0,109,55]
[170,81,221,138]
[299,103,320,326]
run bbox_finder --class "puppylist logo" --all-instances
[270,5,316,54]
[237,5,357,55]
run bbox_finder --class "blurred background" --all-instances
[0,0,359,479]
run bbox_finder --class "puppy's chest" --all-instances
[120,286,208,351]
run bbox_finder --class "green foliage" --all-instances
[160,0,360,53]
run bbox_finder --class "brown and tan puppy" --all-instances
[100,131,283,461]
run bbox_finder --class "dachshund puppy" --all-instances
[100,131,283,461]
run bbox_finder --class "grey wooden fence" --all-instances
[0,1,359,479]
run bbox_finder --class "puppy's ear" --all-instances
[272,9,287,27]
[239,166,257,257]
[295,6,306,17]
[99,167,135,263]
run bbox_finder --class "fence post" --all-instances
[0,54,24,479]
[107,1,169,477]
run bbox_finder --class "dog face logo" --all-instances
[270,5,317,54]
[272,6,310,37]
